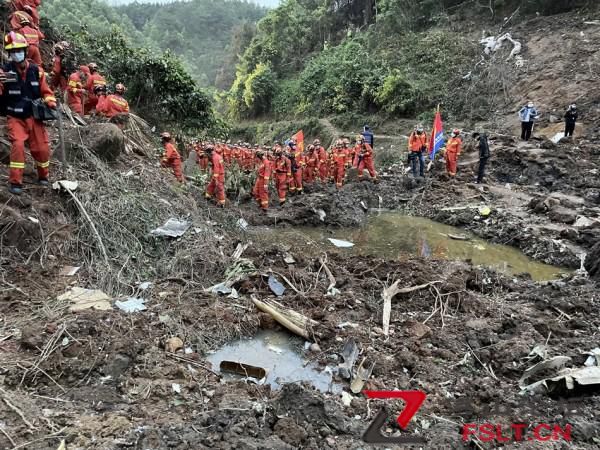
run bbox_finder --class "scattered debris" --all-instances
[478,206,492,217]
[268,275,286,296]
[172,383,182,394]
[338,338,359,379]
[59,265,80,276]
[138,281,152,290]
[58,287,112,312]
[447,233,470,241]
[350,358,375,394]
[382,280,441,336]
[283,253,296,265]
[237,218,249,231]
[165,337,184,353]
[220,361,267,380]
[584,348,600,367]
[52,180,79,192]
[28,216,39,224]
[341,391,353,407]
[150,218,191,238]
[115,297,147,313]
[327,238,354,248]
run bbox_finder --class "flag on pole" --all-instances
[428,107,444,160]
[292,130,304,153]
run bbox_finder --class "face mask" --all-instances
[10,51,25,63]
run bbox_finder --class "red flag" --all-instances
[292,130,304,153]
[428,109,445,159]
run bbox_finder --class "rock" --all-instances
[406,321,431,339]
[105,353,132,378]
[165,337,184,353]
[65,123,125,162]
[309,343,321,352]
[585,242,600,281]
[465,319,489,331]
[273,417,307,446]
[548,207,577,224]
[20,326,45,350]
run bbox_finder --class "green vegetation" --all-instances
[42,0,267,88]
[225,0,595,121]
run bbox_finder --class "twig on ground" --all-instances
[382,280,442,335]
[0,425,16,447]
[165,352,220,377]
[0,389,36,431]
[9,426,67,450]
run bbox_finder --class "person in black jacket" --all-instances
[472,132,490,184]
[564,104,577,137]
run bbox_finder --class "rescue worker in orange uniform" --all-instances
[0,32,56,195]
[444,129,462,177]
[51,42,68,92]
[67,65,88,115]
[204,146,226,207]
[273,146,291,206]
[12,1,40,28]
[160,132,184,183]
[253,151,271,211]
[304,145,319,184]
[288,142,305,194]
[314,139,328,183]
[343,138,354,168]
[354,135,378,182]
[408,124,429,177]
[9,10,32,31]
[85,63,106,112]
[195,142,208,171]
[331,141,347,189]
[96,83,129,120]
[12,13,43,65]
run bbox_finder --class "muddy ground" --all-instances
[1,117,599,450]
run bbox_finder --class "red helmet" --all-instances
[451,128,461,136]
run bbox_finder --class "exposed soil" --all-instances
[1,8,600,450]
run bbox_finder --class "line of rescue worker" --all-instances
[158,135,380,212]
[1,0,131,194]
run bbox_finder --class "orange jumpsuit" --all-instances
[18,25,43,65]
[161,142,184,183]
[274,155,291,204]
[10,10,32,31]
[344,145,355,168]
[445,137,462,176]
[67,72,85,115]
[316,146,328,181]
[289,152,305,193]
[51,55,67,91]
[195,146,208,171]
[206,152,226,205]
[0,61,56,186]
[332,149,347,188]
[253,157,272,210]
[12,0,40,28]
[304,150,319,183]
[86,72,107,111]
[97,94,129,119]
[354,143,377,181]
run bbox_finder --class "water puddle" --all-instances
[207,330,340,393]
[257,212,569,281]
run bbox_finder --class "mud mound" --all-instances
[65,123,125,162]
[584,241,600,280]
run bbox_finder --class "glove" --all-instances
[46,100,57,109]
[263,184,268,190]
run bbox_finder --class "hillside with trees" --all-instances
[224,0,596,123]
[41,0,267,87]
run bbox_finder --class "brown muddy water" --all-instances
[257,212,569,281]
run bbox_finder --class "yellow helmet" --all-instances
[4,32,28,51]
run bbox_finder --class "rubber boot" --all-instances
[9,184,23,195]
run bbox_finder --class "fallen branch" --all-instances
[382,280,442,335]
[0,389,35,431]
[252,296,317,339]
[0,425,15,447]
[270,270,302,295]
[9,426,67,450]
[165,352,220,377]
[318,256,336,294]
[63,186,110,266]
